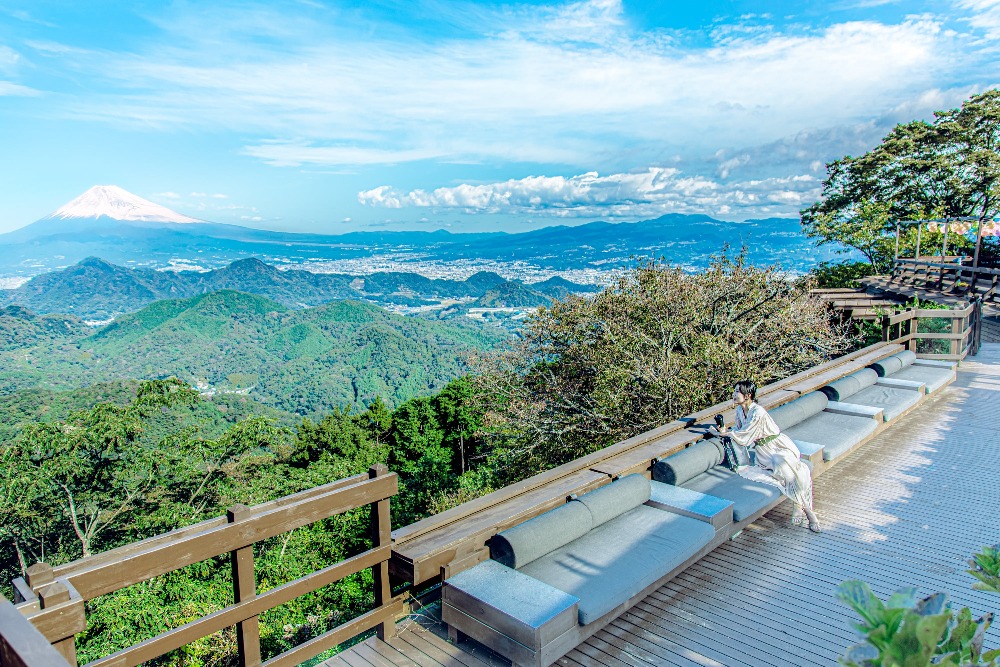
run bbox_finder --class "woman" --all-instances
[708,379,821,533]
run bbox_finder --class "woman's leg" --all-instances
[803,506,821,533]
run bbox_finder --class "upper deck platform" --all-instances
[323,343,1000,667]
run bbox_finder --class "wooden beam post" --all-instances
[369,465,394,641]
[37,583,76,666]
[895,223,900,261]
[971,217,986,293]
[227,504,262,667]
[915,221,922,259]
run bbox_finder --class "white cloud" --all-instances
[154,191,180,199]
[358,168,820,220]
[956,0,1000,38]
[0,81,39,96]
[49,3,962,174]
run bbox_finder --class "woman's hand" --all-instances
[707,425,727,438]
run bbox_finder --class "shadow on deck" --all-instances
[324,345,1000,667]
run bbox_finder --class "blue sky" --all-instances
[1,0,998,234]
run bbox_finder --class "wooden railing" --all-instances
[884,258,999,301]
[390,341,904,585]
[4,466,399,667]
[881,300,981,360]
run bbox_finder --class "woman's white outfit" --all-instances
[727,403,814,510]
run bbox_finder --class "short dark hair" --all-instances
[734,380,757,401]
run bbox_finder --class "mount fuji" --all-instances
[45,185,202,224]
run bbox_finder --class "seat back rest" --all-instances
[576,474,651,527]
[820,368,879,401]
[490,500,594,569]
[651,439,724,486]
[870,350,917,377]
[768,391,829,430]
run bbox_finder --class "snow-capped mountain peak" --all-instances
[45,185,201,223]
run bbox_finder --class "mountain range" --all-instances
[0,292,506,415]
[0,186,841,278]
[0,256,600,319]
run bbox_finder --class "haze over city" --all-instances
[2,0,999,234]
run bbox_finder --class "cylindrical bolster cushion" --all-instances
[576,474,651,527]
[490,500,593,569]
[872,350,915,376]
[768,391,829,430]
[652,439,723,486]
[821,369,879,401]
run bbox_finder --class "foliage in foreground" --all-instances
[0,375,483,665]
[474,250,854,480]
[838,546,1000,666]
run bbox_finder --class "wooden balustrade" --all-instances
[0,594,69,667]
[880,301,979,360]
[4,466,400,667]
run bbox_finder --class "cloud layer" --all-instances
[358,168,820,219]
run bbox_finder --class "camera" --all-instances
[713,414,725,428]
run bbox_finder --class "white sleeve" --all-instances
[728,406,767,447]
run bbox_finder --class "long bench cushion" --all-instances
[576,474,651,527]
[843,385,921,421]
[784,412,877,461]
[887,364,955,394]
[821,369,878,401]
[651,440,724,486]
[679,467,783,522]
[768,392,829,431]
[870,350,917,377]
[491,500,593,569]
[519,505,714,625]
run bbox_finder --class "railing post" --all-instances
[369,465,394,641]
[228,504,262,667]
[37,583,77,666]
[881,314,891,343]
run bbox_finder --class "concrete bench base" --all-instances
[442,560,579,667]
[645,480,734,531]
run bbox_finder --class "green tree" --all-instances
[476,251,852,480]
[802,89,1000,271]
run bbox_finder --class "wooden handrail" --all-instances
[8,467,400,667]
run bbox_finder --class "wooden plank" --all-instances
[353,641,417,667]
[66,473,397,601]
[263,599,405,667]
[370,467,393,641]
[83,547,391,667]
[395,628,490,667]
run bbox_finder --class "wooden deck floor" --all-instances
[322,345,1000,667]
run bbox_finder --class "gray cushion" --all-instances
[845,385,921,421]
[821,369,878,401]
[681,467,783,522]
[576,474,650,527]
[768,392,829,430]
[784,411,877,461]
[491,500,593,569]
[870,350,917,377]
[520,505,714,625]
[652,440,724,486]
[887,364,955,394]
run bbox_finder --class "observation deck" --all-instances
[323,343,1000,667]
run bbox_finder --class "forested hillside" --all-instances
[0,291,507,415]
[0,257,599,319]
